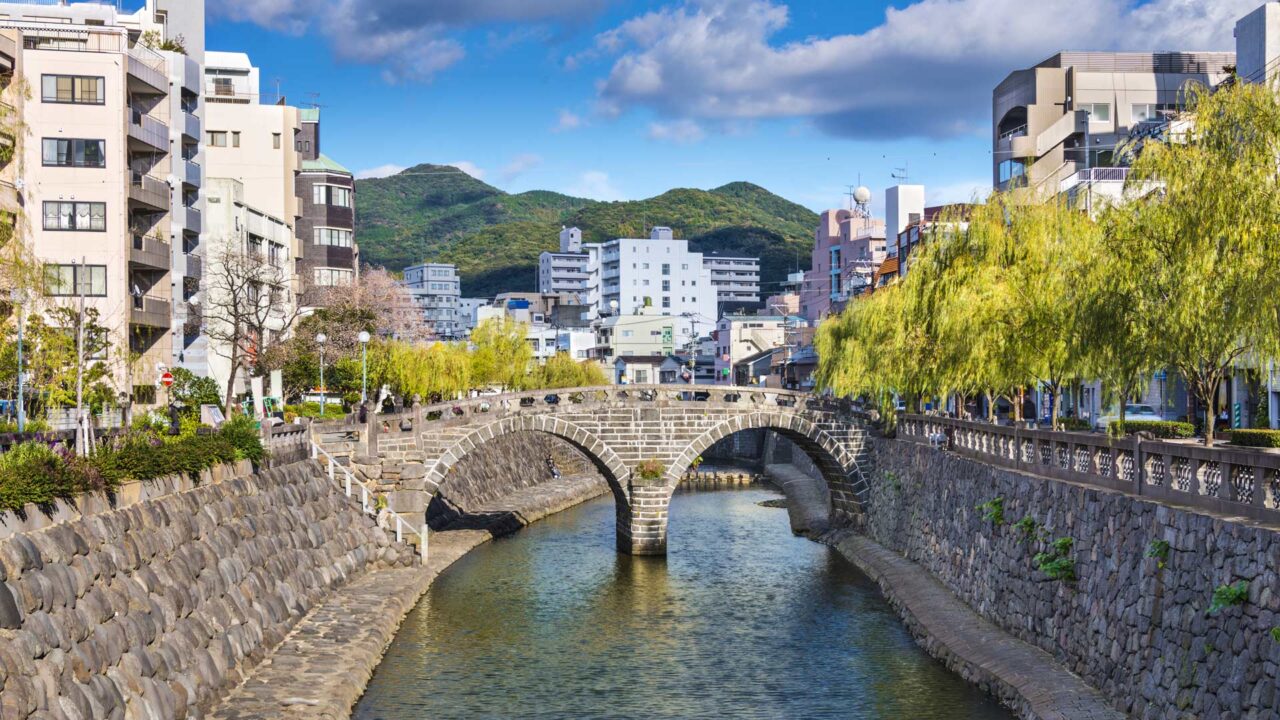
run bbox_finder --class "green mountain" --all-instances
[354,165,817,298]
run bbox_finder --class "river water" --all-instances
[353,487,1013,720]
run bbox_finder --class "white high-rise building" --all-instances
[599,227,718,336]
[404,263,462,338]
[538,226,592,301]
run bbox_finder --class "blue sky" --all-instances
[206,0,1250,213]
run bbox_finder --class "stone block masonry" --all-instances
[867,437,1280,719]
[0,460,415,720]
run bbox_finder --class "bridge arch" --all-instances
[424,414,632,507]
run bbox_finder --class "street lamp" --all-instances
[315,332,327,414]
[358,331,371,403]
[9,288,27,432]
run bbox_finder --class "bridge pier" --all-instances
[618,484,672,555]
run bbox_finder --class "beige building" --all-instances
[202,178,293,399]
[0,1,201,402]
[992,52,1234,199]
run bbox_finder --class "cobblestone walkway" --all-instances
[830,533,1130,720]
[204,475,609,720]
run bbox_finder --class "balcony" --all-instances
[184,253,202,279]
[130,234,170,270]
[128,109,169,152]
[185,206,202,234]
[181,110,199,141]
[311,244,355,270]
[129,173,170,211]
[206,83,252,104]
[126,46,168,94]
[180,158,200,187]
[130,296,171,329]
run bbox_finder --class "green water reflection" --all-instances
[353,488,1013,720]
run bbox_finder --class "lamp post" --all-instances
[315,333,327,414]
[10,288,27,432]
[358,331,371,403]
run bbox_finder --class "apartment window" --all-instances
[207,131,227,147]
[661,263,670,275]
[662,280,670,291]
[42,138,105,168]
[42,201,106,231]
[211,77,234,97]
[1131,103,1158,123]
[1079,103,1111,123]
[272,133,282,149]
[642,263,649,270]
[41,75,104,105]
[314,227,352,247]
[312,184,352,208]
[43,264,106,297]
[232,131,241,148]
[662,297,671,309]
[313,267,355,287]
[998,159,1028,185]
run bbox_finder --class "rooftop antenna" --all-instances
[892,161,910,183]
[272,77,283,105]
[303,91,326,109]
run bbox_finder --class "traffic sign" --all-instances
[160,371,175,388]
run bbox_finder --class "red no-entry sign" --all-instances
[160,371,175,388]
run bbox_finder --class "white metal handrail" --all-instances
[311,441,428,562]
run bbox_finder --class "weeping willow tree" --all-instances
[816,193,1100,429]
[1107,79,1280,444]
[469,316,534,391]
[529,352,608,389]
[368,340,472,402]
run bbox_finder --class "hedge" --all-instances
[1108,420,1196,439]
[1227,429,1280,448]
[0,420,266,513]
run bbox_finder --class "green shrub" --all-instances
[1146,539,1171,569]
[0,442,78,510]
[976,496,1005,526]
[0,418,51,434]
[1014,515,1039,544]
[1059,418,1092,432]
[634,459,666,481]
[1108,420,1195,439]
[1033,537,1076,582]
[1207,580,1249,615]
[1226,429,1280,448]
[285,402,346,420]
[218,416,266,464]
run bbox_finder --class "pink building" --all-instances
[800,209,885,323]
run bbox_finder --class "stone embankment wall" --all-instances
[867,437,1280,719]
[0,460,414,720]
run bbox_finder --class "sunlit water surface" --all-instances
[353,487,1012,720]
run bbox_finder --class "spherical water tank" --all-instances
[853,186,872,205]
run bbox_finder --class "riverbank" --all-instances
[204,473,609,720]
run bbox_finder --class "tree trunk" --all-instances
[224,340,239,418]
[985,391,996,423]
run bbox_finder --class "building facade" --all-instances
[703,253,761,308]
[599,227,718,336]
[295,107,357,303]
[404,263,462,338]
[712,314,808,384]
[992,51,1234,197]
[801,208,885,323]
[0,1,204,400]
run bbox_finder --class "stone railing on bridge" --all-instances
[899,414,1280,523]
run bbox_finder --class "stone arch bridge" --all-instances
[312,386,871,555]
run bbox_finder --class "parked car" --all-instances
[1094,404,1163,430]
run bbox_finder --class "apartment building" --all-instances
[712,314,808,385]
[0,1,203,400]
[800,206,885,323]
[296,107,357,301]
[703,253,761,308]
[599,227,718,337]
[202,178,292,398]
[538,226,592,302]
[594,308,696,364]
[992,51,1234,198]
[403,262,461,338]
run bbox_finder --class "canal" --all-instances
[353,487,1013,719]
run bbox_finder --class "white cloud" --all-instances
[499,153,543,183]
[647,119,706,144]
[355,163,407,180]
[566,170,624,201]
[212,0,608,82]
[554,109,585,132]
[450,161,487,180]
[588,0,1254,140]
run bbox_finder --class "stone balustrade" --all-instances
[900,414,1280,523]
